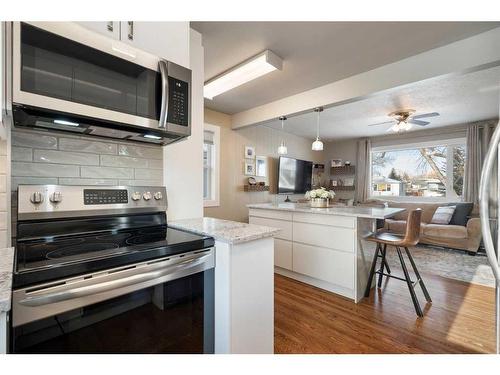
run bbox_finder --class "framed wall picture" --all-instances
[244,146,256,159]
[255,156,267,177]
[244,160,256,176]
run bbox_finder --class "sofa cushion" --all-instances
[423,224,468,239]
[448,202,474,226]
[387,202,441,223]
[430,206,456,224]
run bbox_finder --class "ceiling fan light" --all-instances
[312,138,323,151]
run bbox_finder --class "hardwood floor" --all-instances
[274,269,496,353]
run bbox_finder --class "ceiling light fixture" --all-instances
[204,50,283,100]
[277,116,288,155]
[312,107,324,151]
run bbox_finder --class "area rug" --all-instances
[384,245,495,288]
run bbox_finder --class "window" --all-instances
[370,139,466,201]
[203,124,220,207]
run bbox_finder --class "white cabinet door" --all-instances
[293,222,355,253]
[249,216,292,241]
[77,22,120,40]
[120,22,190,67]
[293,242,355,289]
[274,239,293,270]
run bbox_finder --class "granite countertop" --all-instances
[0,247,15,313]
[247,203,405,219]
[169,217,281,245]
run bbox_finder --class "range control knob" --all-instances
[131,192,142,201]
[153,192,163,200]
[49,192,63,203]
[30,191,44,204]
[143,192,152,201]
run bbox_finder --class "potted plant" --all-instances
[305,187,335,208]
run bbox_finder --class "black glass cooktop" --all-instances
[14,217,214,288]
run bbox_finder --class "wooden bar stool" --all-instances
[364,208,432,317]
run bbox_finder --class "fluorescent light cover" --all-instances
[204,50,283,100]
[144,134,162,140]
[54,119,79,127]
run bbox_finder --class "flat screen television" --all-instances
[277,156,313,195]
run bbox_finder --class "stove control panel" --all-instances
[18,185,168,220]
[84,189,128,205]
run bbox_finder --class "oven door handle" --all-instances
[19,253,212,307]
[158,59,169,129]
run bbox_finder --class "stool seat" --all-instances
[366,231,406,246]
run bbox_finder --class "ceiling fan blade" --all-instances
[411,112,440,119]
[408,119,430,126]
[368,120,394,127]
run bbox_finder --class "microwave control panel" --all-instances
[167,77,189,127]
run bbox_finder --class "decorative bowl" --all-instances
[310,198,329,208]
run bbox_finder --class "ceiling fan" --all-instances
[368,109,440,132]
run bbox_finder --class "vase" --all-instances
[310,198,329,208]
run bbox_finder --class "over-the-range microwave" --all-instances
[3,22,191,145]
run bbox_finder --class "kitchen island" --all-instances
[169,217,281,354]
[247,203,405,302]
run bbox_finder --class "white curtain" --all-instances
[464,121,496,204]
[355,138,371,204]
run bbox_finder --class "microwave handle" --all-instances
[158,60,169,129]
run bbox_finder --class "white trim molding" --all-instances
[203,123,221,207]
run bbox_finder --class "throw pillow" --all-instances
[430,206,456,225]
[448,202,474,226]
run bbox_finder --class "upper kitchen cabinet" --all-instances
[77,21,190,68]
[77,22,121,40]
[120,22,190,67]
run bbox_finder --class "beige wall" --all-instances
[204,108,325,222]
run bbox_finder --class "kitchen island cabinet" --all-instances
[169,217,280,354]
[248,203,405,302]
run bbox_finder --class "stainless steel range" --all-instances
[11,185,215,354]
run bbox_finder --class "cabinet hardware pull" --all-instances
[107,22,113,32]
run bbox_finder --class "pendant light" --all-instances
[312,107,324,151]
[277,116,288,155]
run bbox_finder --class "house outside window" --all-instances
[370,138,466,201]
[203,124,220,207]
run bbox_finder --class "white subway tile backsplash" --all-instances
[0,212,7,230]
[0,140,7,156]
[59,138,117,155]
[12,147,33,162]
[0,176,6,192]
[119,144,162,159]
[81,166,134,179]
[100,155,148,168]
[12,162,79,177]
[59,178,118,186]
[13,131,57,149]
[118,179,163,187]
[148,159,163,169]
[12,177,59,190]
[34,150,99,166]
[0,156,6,174]
[134,169,163,180]
[0,194,6,211]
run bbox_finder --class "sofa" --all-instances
[363,200,482,254]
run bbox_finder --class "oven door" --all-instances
[11,249,214,354]
[9,22,191,138]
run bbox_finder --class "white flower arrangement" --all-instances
[305,187,335,200]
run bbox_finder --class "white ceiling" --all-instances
[190,22,500,114]
[263,65,500,140]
